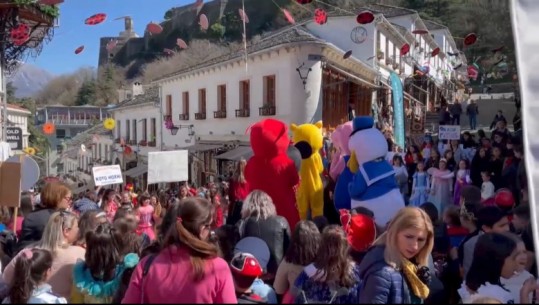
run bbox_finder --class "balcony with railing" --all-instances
[259,105,276,116]
[178,113,189,121]
[163,115,172,121]
[235,108,250,118]
[213,110,226,119]
[195,112,206,120]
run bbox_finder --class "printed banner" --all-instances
[438,125,461,140]
[92,165,123,186]
[390,72,405,148]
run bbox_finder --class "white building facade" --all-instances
[4,104,31,154]
[109,86,160,189]
[154,27,379,185]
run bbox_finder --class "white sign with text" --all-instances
[438,125,461,140]
[92,165,123,186]
[148,150,188,184]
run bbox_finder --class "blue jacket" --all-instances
[349,159,398,201]
[334,155,353,210]
[358,246,411,304]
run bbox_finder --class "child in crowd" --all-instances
[481,171,496,203]
[135,193,156,241]
[230,253,268,304]
[454,160,471,206]
[410,162,430,207]
[4,248,66,304]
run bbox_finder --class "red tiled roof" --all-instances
[6,104,31,113]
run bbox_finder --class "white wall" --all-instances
[159,45,324,147]
[111,103,161,156]
[305,17,376,66]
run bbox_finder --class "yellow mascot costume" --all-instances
[290,121,324,220]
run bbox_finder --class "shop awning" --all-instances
[124,164,148,177]
[215,146,253,161]
[186,143,223,152]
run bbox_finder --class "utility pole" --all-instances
[1,48,7,142]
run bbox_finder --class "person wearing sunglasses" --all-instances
[17,182,74,252]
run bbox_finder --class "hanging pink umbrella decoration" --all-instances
[314,9,328,25]
[239,9,249,23]
[356,11,375,24]
[177,38,188,49]
[163,48,175,55]
[146,22,163,35]
[467,65,479,80]
[75,45,85,55]
[106,40,117,53]
[85,13,107,25]
[283,9,295,24]
[10,23,30,46]
[199,14,209,31]
[194,0,204,14]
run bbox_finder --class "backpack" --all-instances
[294,272,353,304]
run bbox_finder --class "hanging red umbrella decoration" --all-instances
[146,22,163,35]
[314,9,328,25]
[296,0,313,3]
[467,65,479,80]
[85,13,107,26]
[464,33,478,46]
[412,29,429,35]
[356,11,375,24]
[283,9,295,24]
[199,14,209,31]
[74,45,85,55]
[177,38,188,49]
[431,47,440,58]
[400,44,410,56]
[10,23,30,46]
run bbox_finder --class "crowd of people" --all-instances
[0,113,532,304]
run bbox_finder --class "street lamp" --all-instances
[170,126,179,136]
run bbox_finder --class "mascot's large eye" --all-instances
[295,141,313,159]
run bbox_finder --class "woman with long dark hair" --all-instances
[121,197,236,303]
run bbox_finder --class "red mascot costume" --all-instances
[245,119,300,228]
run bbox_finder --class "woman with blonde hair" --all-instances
[293,225,361,303]
[358,207,434,304]
[227,159,250,225]
[238,190,291,279]
[3,211,85,299]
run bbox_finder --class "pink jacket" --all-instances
[121,246,237,304]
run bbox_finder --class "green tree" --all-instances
[209,23,226,40]
[75,80,97,106]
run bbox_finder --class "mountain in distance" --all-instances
[7,63,55,98]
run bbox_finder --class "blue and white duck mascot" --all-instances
[347,116,405,227]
